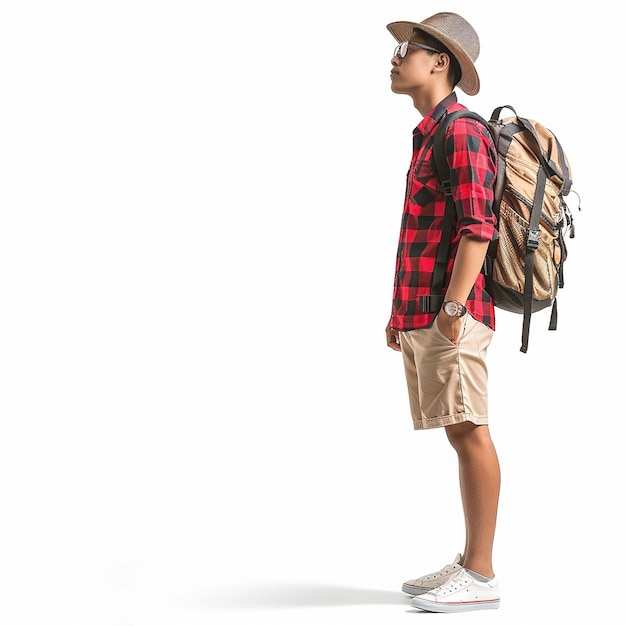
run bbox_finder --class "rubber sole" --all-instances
[411,598,500,613]
[402,583,433,596]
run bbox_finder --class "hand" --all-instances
[386,321,401,351]
[436,313,463,345]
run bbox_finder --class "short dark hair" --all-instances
[413,28,462,89]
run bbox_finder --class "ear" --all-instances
[433,52,450,73]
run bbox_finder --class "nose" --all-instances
[391,53,400,66]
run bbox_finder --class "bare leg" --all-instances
[445,422,500,579]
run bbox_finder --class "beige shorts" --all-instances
[399,314,494,430]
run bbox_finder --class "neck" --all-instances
[411,86,454,117]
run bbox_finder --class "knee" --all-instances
[446,423,491,454]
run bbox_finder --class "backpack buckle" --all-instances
[526,229,540,251]
[419,294,445,313]
[482,254,493,276]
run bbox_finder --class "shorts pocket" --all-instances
[431,314,462,348]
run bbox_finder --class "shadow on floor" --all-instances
[183,582,413,611]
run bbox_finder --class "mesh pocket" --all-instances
[492,203,558,301]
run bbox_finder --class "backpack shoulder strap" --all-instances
[432,110,490,196]
[429,110,490,303]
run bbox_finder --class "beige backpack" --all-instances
[432,105,580,352]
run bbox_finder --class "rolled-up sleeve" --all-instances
[446,118,498,241]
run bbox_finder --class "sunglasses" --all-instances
[393,40,442,59]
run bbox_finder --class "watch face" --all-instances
[444,301,458,316]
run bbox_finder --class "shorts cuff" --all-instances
[412,412,489,430]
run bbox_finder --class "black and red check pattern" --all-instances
[390,93,498,331]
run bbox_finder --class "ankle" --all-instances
[461,561,494,579]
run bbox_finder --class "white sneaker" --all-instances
[410,568,500,613]
[402,553,463,596]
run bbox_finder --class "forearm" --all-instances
[444,235,490,304]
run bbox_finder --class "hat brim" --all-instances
[387,21,480,96]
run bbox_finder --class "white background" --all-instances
[0,1,622,625]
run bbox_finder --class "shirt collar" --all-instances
[414,92,458,137]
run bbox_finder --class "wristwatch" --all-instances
[442,300,467,318]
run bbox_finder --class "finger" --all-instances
[386,334,401,351]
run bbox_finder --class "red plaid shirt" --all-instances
[390,93,498,331]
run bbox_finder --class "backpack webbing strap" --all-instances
[549,299,558,331]
[492,105,567,186]
[493,105,572,197]
[423,192,455,312]
[554,140,572,196]
[520,166,550,353]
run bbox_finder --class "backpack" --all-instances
[431,105,580,353]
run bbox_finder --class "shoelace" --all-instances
[433,574,472,596]
[423,563,459,581]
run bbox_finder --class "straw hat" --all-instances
[387,12,481,95]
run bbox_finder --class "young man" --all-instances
[385,12,501,613]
